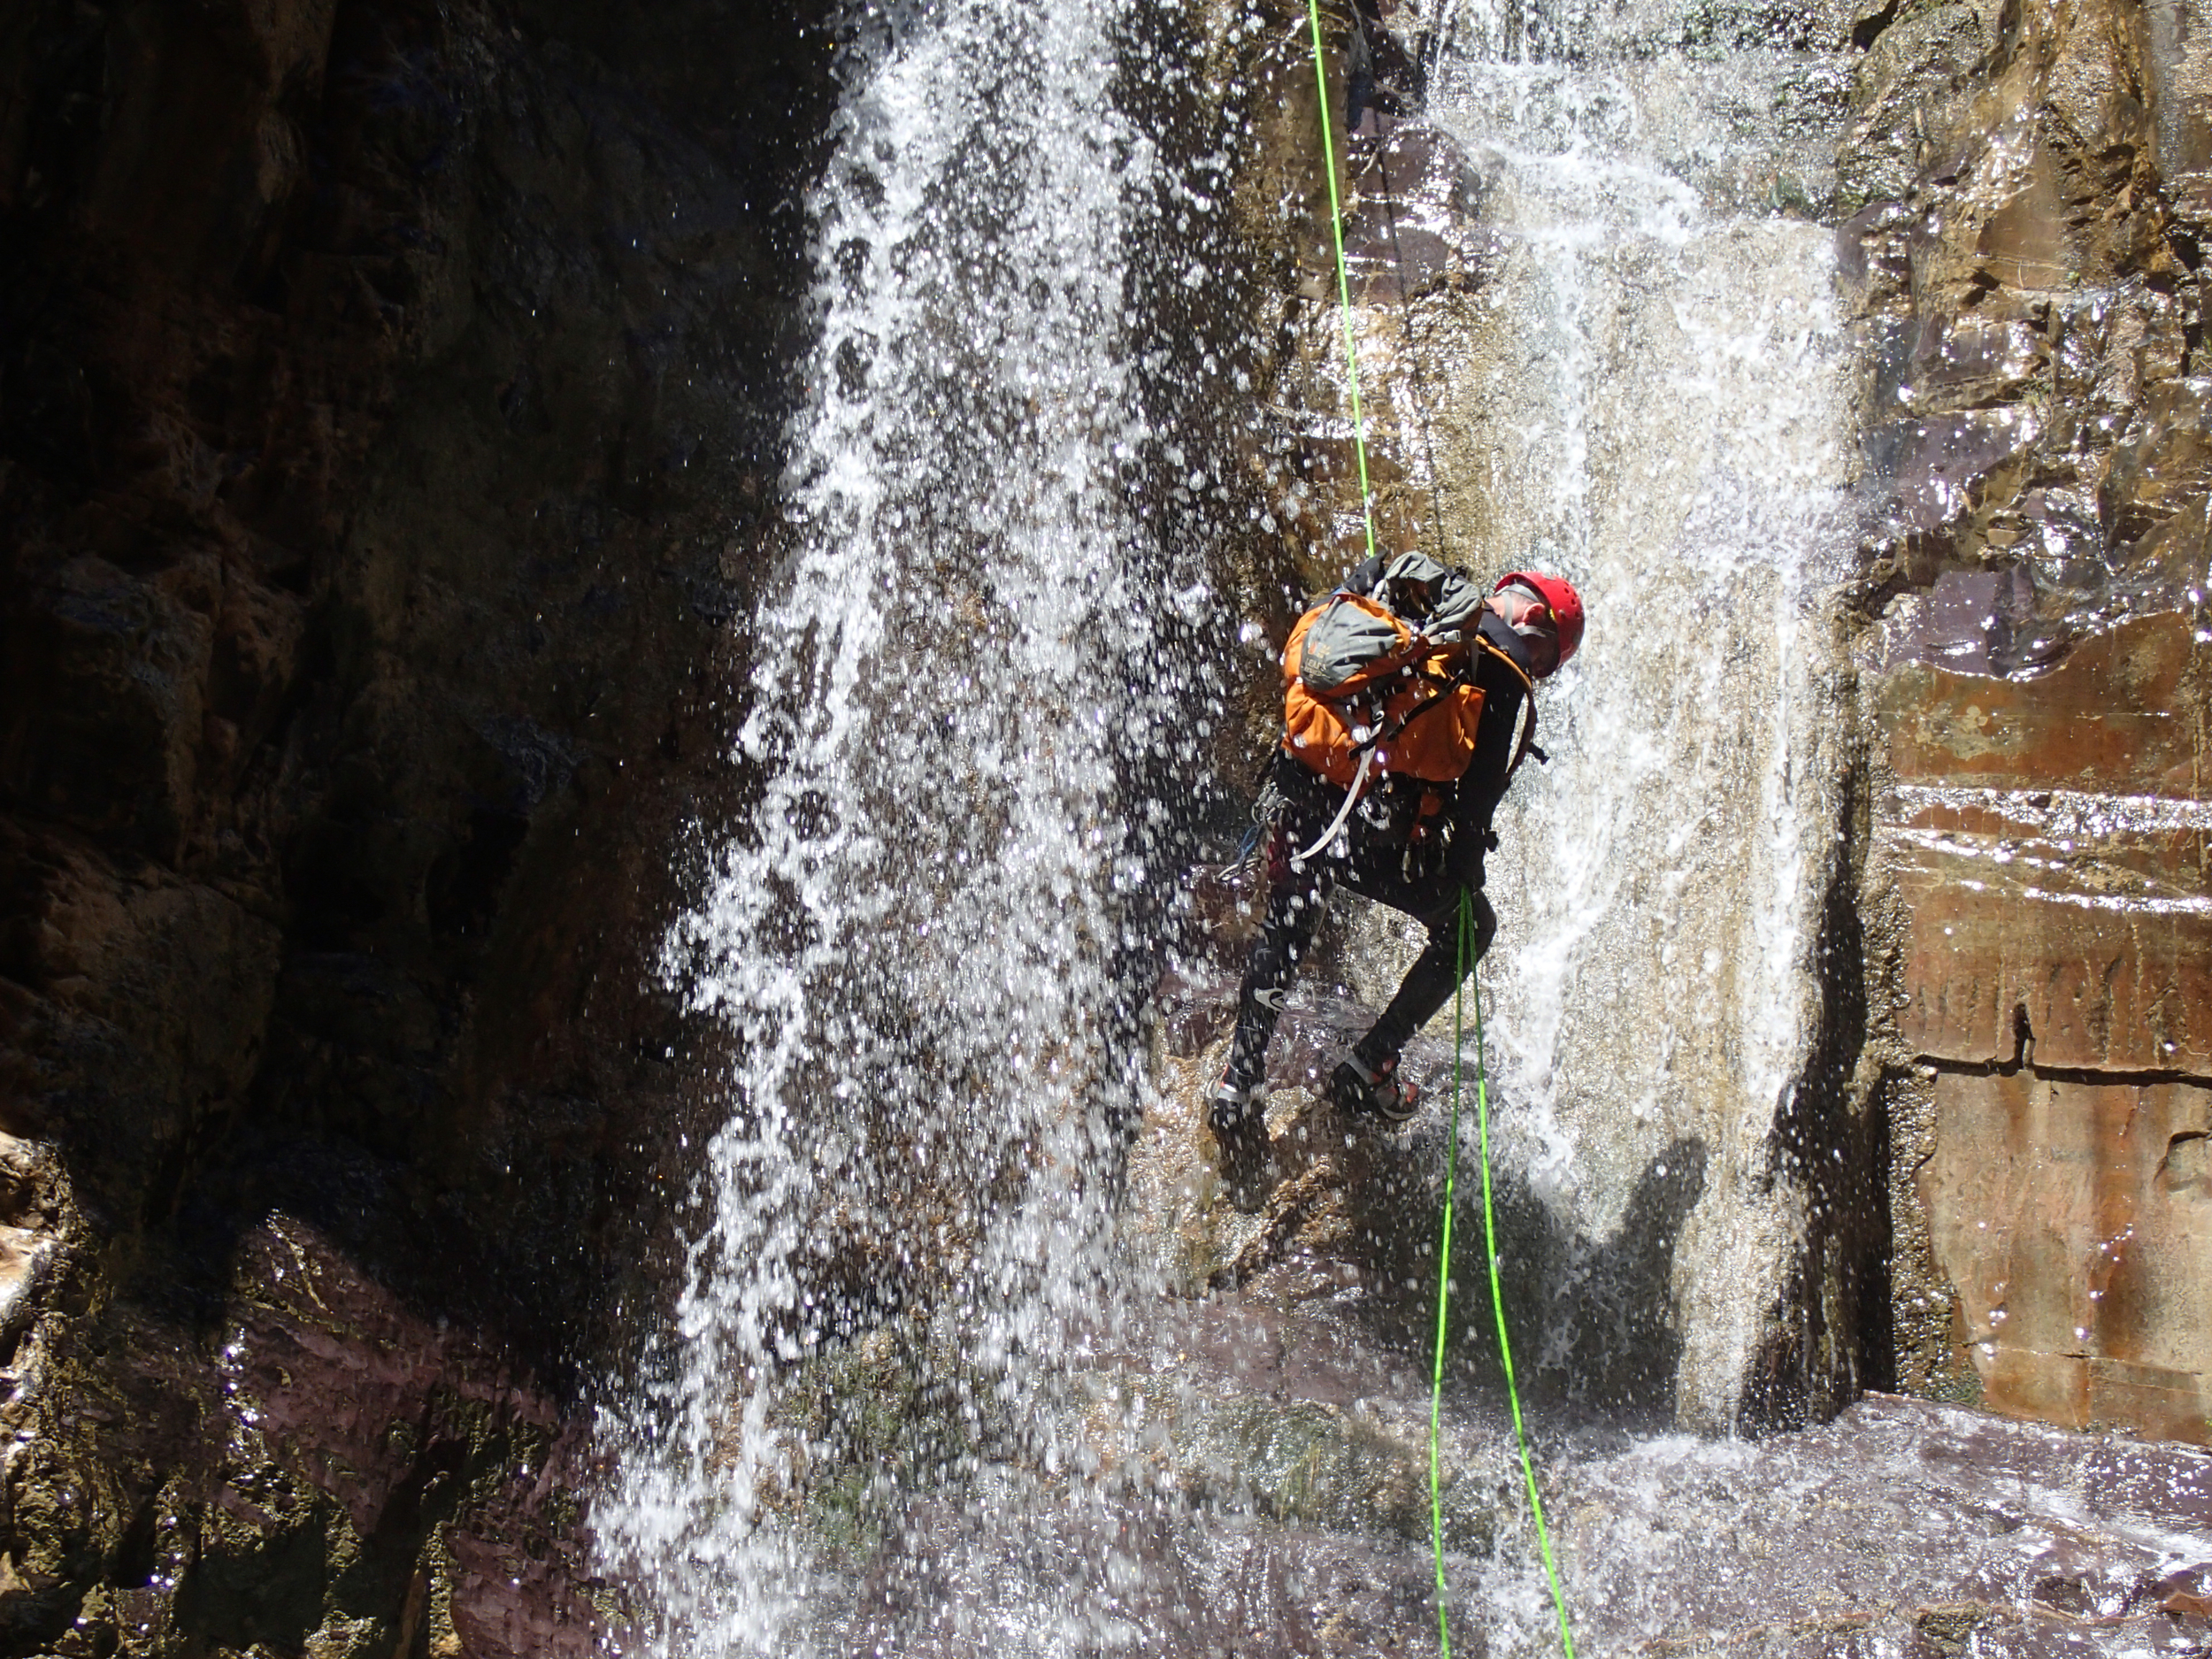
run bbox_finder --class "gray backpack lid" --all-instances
[1299,596,1408,693]
[1377,550,1484,635]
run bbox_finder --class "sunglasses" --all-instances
[1499,584,1562,673]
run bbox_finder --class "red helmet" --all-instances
[1494,571,1585,672]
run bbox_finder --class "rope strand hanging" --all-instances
[1461,891,1576,1659]
[1298,8,1574,1655]
[1305,0,1379,565]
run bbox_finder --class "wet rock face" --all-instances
[50,1218,603,1657]
[1145,943,1708,1418]
[1869,613,2211,1441]
[809,962,2212,1658]
[0,0,833,1645]
[1840,0,2212,1440]
[1563,1392,2212,1658]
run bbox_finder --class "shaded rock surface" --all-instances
[0,0,835,1645]
[44,1217,603,1657]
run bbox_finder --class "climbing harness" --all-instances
[1297,2,1576,1653]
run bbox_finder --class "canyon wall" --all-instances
[1839,0,2212,1442]
[0,0,2206,1646]
[0,0,833,1647]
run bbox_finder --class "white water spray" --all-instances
[593,0,1168,1647]
[1416,25,1858,1423]
[597,0,1879,1643]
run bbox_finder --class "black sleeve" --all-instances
[1446,611,1532,885]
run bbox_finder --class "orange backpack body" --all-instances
[1280,591,1486,787]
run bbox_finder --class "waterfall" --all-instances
[596,0,1871,1642]
[1407,4,1859,1424]
[592,0,1176,1646]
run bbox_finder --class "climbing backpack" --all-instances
[1282,550,1531,789]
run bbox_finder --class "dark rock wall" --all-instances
[0,0,833,1647]
[1839,0,2212,1442]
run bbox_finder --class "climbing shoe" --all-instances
[1209,1077,1256,1137]
[1327,1051,1420,1125]
[1209,1080,1274,1211]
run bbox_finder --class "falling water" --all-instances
[569,0,2139,1644]
[1334,0,1864,1426]
[592,0,1185,1646]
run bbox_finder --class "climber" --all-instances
[1210,554,1583,1189]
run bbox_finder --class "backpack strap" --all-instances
[1290,745,1375,865]
[1374,668,1462,747]
[1473,635,1547,785]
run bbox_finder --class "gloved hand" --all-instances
[1447,825,1498,891]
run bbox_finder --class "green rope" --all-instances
[1431,895,1467,1654]
[1304,0,1379,565]
[1295,12,1571,1649]
[1442,887,1576,1659]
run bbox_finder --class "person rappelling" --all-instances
[1214,8,1589,1652]
[1210,551,1583,1189]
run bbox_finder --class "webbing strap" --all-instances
[1290,743,1373,864]
[1439,888,1577,1659]
[1430,904,1465,1653]
[1472,635,1547,786]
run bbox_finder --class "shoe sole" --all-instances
[1328,1069,1420,1126]
[1347,1082,1420,1126]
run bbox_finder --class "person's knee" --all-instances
[1425,887,1496,965]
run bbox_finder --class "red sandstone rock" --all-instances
[1876,616,2212,1079]
[1919,1071,2212,1442]
[1874,614,2212,1445]
[1844,0,2212,1448]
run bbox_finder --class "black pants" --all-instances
[1221,757,1498,1101]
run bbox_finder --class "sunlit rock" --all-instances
[1256,0,1872,1434]
[1842,0,2212,1446]
[1922,1072,2211,1440]
[1869,614,2211,1441]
